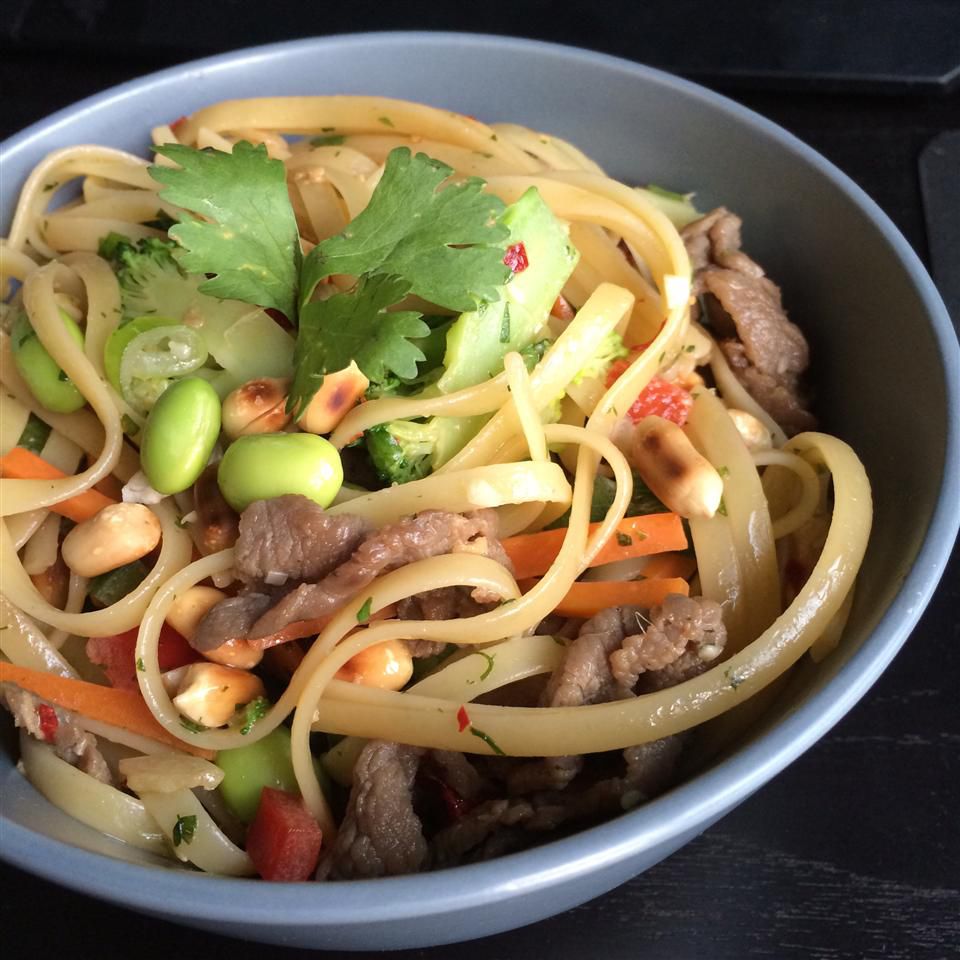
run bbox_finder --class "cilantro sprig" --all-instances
[152,142,301,320]
[149,143,512,418]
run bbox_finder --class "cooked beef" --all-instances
[623,737,685,798]
[431,797,534,868]
[432,739,683,866]
[506,753,582,794]
[682,207,815,435]
[610,594,726,693]
[251,509,509,644]
[193,463,240,555]
[428,750,485,801]
[191,590,274,653]
[322,741,428,880]
[234,495,370,585]
[542,606,641,708]
[1,682,111,783]
[508,597,725,801]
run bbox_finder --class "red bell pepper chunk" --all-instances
[86,624,199,690]
[246,787,323,882]
[606,348,693,427]
[503,242,529,273]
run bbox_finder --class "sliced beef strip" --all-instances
[321,740,428,880]
[250,509,509,645]
[191,590,275,653]
[433,739,684,867]
[509,597,726,798]
[1,682,111,783]
[682,207,815,435]
[234,495,370,586]
[610,594,726,693]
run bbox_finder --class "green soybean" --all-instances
[140,377,220,494]
[11,310,86,414]
[216,727,330,823]
[217,432,343,512]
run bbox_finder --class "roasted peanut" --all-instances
[221,377,291,440]
[727,408,773,452]
[335,639,413,691]
[204,637,264,670]
[629,415,723,519]
[298,362,369,435]
[166,586,225,640]
[61,502,161,577]
[172,662,265,728]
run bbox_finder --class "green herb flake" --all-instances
[136,657,145,672]
[717,497,728,517]
[474,650,496,681]
[551,635,568,647]
[179,715,207,734]
[310,134,346,147]
[684,344,696,353]
[356,596,374,624]
[378,116,395,127]
[172,813,198,847]
[499,304,511,344]
[469,726,505,755]
[239,695,270,735]
[717,465,731,478]
[321,126,336,132]
[616,532,633,547]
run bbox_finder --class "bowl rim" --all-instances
[2,29,958,928]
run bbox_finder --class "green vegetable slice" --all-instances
[118,325,208,413]
[103,316,179,394]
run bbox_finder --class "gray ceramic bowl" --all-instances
[1,33,958,952]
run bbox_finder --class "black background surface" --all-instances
[1,3,958,958]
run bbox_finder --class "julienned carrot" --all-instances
[518,577,690,618]
[502,513,687,581]
[0,447,116,523]
[0,661,215,760]
[638,552,697,581]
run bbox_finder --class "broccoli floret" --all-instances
[365,420,440,485]
[364,415,475,485]
[98,233,207,323]
[573,331,629,384]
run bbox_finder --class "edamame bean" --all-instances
[217,727,331,823]
[140,377,221,494]
[11,310,86,414]
[217,432,342,512]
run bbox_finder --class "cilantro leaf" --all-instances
[291,274,429,412]
[172,813,198,847]
[299,148,510,312]
[150,142,301,320]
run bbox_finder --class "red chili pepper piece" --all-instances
[456,705,470,733]
[36,703,59,742]
[503,242,529,274]
[169,116,188,132]
[246,787,323,882]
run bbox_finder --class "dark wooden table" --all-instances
[2,9,958,958]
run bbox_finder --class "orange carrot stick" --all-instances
[518,577,690,618]
[0,447,116,523]
[502,513,687,581]
[0,661,215,760]
[637,552,697,581]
